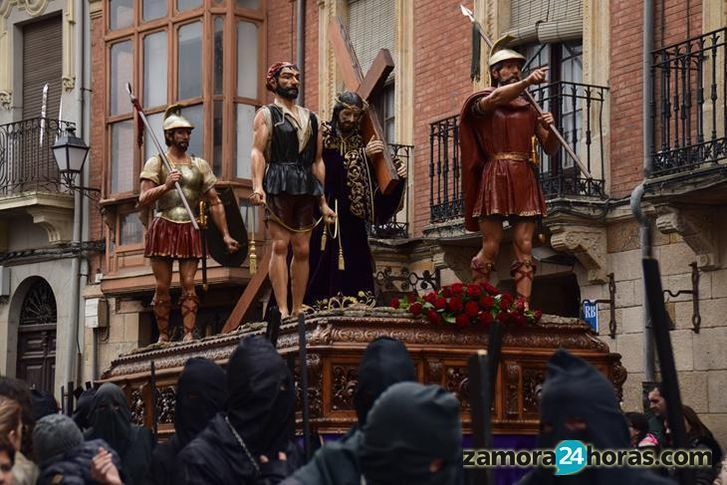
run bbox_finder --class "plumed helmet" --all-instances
[162,103,194,131]
[488,35,526,68]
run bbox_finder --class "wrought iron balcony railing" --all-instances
[0,118,76,198]
[429,81,608,224]
[367,143,412,239]
[651,27,727,176]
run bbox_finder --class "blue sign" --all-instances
[582,301,598,332]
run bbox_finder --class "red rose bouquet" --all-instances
[390,281,542,329]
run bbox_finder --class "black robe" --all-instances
[305,123,405,305]
[148,357,227,485]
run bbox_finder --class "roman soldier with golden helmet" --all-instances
[459,38,558,307]
[139,105,240,342]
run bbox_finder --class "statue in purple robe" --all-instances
[305,91,407,305]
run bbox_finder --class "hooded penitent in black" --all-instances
[148,357,227,485]
[85,383,154,485]
[359,382,463,485]
[517,350,674,485]
[281,337,417,485]
[72,388,96,432]
[176,336,301,484]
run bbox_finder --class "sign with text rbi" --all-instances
[582,301,598,332]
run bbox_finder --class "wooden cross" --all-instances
[328,16,400,195]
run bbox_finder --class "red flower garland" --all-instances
[391,281,542,329]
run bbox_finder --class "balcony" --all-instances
[367,143,412,239]
[428,81,609,226]
[0,118,78,243]
[650,27,727,179]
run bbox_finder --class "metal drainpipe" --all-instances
[296,0,305,106]
[630,0,656,387]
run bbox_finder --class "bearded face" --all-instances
[274,67,300,100]
[336,107,363,136]
[492,60,524,86]
[165,128,191,151]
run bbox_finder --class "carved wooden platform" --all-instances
[101,306,626,438]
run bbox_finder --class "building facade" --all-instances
[0,0,91,397]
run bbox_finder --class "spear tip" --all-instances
[460,4,475,21]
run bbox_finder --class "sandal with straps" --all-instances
[152,295,172,343]
[180,293,200,342]
[471,255,496,283]
[510,259,536,308]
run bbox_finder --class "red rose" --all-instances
[479,296,495,310]
[455,314,470,327]
[390,298,400,309]
[511,314,528,327]
[442,287,453,298]
[451,283,464,295]
[426,310,442,324]
[515,298,526,313]
[499,293,514,309]
[407,293,417,304]
[409,302,423,316]
[533,310,543,322]
[497,311,511,323]
[467,284,482,297]
[434,297,447,310]
[479,311,494,326]
[424,292,437,303]
[465,301,479,317]
[448,297,464,312]
[480,281,498,295]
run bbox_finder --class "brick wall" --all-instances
[411,0,472,235]
[609,0,702,198]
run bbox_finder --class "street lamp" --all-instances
[52,125,89,396]
[53,126,89,184]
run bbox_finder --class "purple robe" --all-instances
[305,124,405,305]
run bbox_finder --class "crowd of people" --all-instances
[0,336,725,484]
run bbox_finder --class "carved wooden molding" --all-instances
[655,206,720,270]
[549,223,607,283]
[62,0,75,91]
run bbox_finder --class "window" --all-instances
[104,0,264,197]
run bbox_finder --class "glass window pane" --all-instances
[144,112,165,161]
[143,0,166,22]
[184,104,204,158]
[235,103,255,178]
[120,212,143,245]
[110,40,133,115]
[144,32,167,108]
[109,0,133,31]
[111,120,134,193]
[177,0,201,13]
[178,22,202,99]
[214,18,224,96]
[213,101,223,177]
[236,0,259,8]
[237,21,258,99]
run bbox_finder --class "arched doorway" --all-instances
[15,278,57,394]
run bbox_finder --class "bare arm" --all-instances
[476,68,548,113]
[250,109,269,205]
[138,171,180,207]
[312,129,325,205]
[536,113,560,156]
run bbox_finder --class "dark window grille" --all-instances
[651,27,727,175]
[0,118,75,197]
[367,143,412,239]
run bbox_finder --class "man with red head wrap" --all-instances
[250,63,336,318]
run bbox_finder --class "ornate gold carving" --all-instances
[331,364,358,411]
[158,386,176,425]
[549,223,608,283]
[444,367,471,411]
[426,359,443,383]
[656,206,720,270]
[504,363,520,418]
[129,389,145,425]
[311,290,376,312]
[522,367,545,415]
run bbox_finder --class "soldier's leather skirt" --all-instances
[145,217,203,259]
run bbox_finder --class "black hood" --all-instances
[31,389,59,421]
[359,382,462,485]
[72,388,96,431]
[86,383,133,457]
[175,357,227,447]
[226,336,295,457]
[353,337,417,426]
[518,350,673,485]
